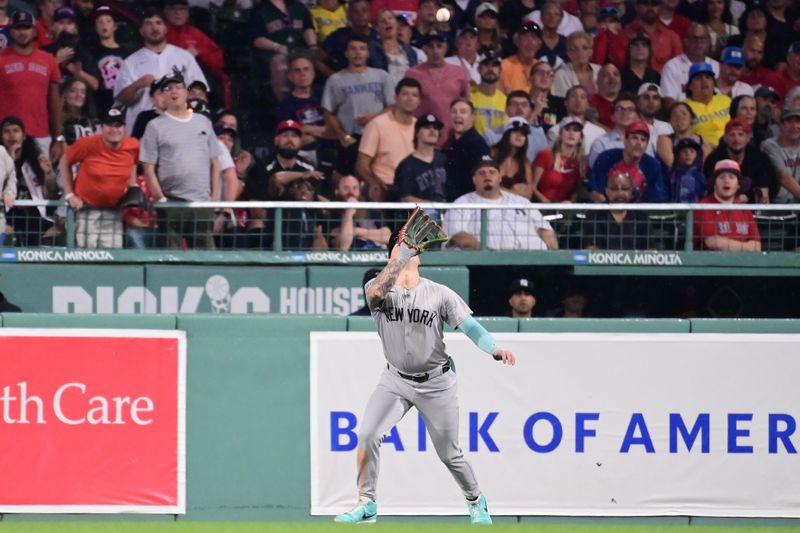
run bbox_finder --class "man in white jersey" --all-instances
[334,211,516,525]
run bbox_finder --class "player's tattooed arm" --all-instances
[366,244,415,309]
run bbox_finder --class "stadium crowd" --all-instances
[0,0,799,252]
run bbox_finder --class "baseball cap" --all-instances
[156,71,186,91]
[457,26,478,39]
[479,49,501,66]
[101,106,126,125]
[11,11,35,28]
[93,5,116,21]
[628,32,650,46]
[421,30,448,45]
[518,20,542,37]
[188,80,209,94]
[276,119,303,135]
[755,85,779,101]
[673,137,701,154]
[475,2,499,17]
[214,124,237,138]
[415,113,444,132]
[395,13,411,26]
[688,62,715,81]
[625,120,650,138]
[473,154,500,174]
[712,159,742,178]
[780,107,800,121]
[789,41,800,55]
[504,116,531,134]
[721,46,745,66]
[53,7,76,22]
[637,83,662,97]
[725,117,751,134]
[559,115,584,130]
[597,6,620,20]
[509,278,534,296]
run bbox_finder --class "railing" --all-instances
[2,200,798,254]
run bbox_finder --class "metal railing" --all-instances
[2,200,798,253]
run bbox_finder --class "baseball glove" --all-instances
[399,207,448,254]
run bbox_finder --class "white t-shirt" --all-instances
[660,54,720,101]
[524,10,583,38]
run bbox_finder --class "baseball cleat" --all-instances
[467,493,492,525]
[334,498,378,524]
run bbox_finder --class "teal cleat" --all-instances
[334,498,378,524]
[467,494,492,525]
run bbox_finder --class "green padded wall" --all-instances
[1,313,176,329]
[690,319,800,333]
[518,318,691,332]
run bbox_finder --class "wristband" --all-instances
[64,192,75,200]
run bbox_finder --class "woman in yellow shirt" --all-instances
[685,62,731,147]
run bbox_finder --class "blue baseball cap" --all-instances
[688,62,715,81]
[597,6,620,20]
[721,46,745,66]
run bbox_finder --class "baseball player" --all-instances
[334,209,516,525]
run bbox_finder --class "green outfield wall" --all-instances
[0,316,798,522]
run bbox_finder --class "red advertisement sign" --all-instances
[0,329,186,513]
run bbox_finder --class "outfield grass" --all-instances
[1,523,800,533]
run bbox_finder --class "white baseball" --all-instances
[436,7,451,22]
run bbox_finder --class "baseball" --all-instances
[436,7,451,22]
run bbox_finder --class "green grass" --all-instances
[1,523,800,533]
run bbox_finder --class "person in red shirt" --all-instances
[694,159,761,252]
[532,115,585,202]
[590,63,621,129]
[624,0,683,72]
[0,11,63,161]
[59,106,140,249]
[592,7,628,69]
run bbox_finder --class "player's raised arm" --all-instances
[366,242,417,309]
[457,316,516,365]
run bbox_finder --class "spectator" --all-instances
[536,1,569,67]
[761,0,795,70]
[507,278,536,318]
[316,0,377,78]
[499,21,542,95]
[694,159,761,252]
[406,31,470,148]
[114,9,207,135]
[532,115,585,203]
[0,11,63,161]
[591,63,622,129]
[444,155,558,250]
[761,107,800,204]
[589,120,667,202]
[131,78,167,140]
[766,41,800,103]
[493,117,533,199]
[279,172,328,251]
[659,0,691,40]
[549,286,588,318]
[249,0,317,61]
[657,101,713,168]
[753,85,780,146]
[623,0,683,72]
[581,170,650,250]
[393,113,448,206]
[588,93,657,167]
[60,106,138,249]
[524,0,583,38]
[498,0,536,38]
[484,90,548,162]
[356,77,420,201]
[139,73,221,249]
[369,8,419,88]
[546,85,605,152]
[0,141,15,246]
[410,0,452,50]
[1,116,59,246]
[528,61,564,134]
[593,6,628,70]
[369,0,421,26]
[474,3,502,57]
[620,32,660,95]
[739,34,771,87]
[666,137,706,202]
[716,46,753,99]
[43,7,100,93]
[446,98,491,201]
[89,6,132,114]
[637,83,673,139]
[311,0,347,43]
[34,0,56,47]
[329,175,391,250]
[552,31,600,99]
[661,23,719,104]
[705,117,775,203]
[61,78,100,146]
[730,94,756,133]
[277,54,328,167]
[684,62,731,147]
[0,0,10,51]
[72,0,97,46]
[471,51,506,135]
[701,0,739,56]
[122,174,158,250]
[445,26,481,85]
[165,0,232,109]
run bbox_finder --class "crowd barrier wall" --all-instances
[0,316,797,522]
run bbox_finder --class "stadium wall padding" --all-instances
[0,315,797,521]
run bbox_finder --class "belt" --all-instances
[388,359,451,383]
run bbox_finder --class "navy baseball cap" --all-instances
[422,31,448,46]
[722,46,745,66]
[479,49,501,66]
[415,113,444,132]
[53,7,76,22]
[597,6,620,20]
[11,11,35,28]
[688,62,715,81]
[472,154,500,174]
[101,106,126,125]
[509,278,534,296]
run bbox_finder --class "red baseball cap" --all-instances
[625,120,650,138]
[276,119,303,135]
[725,117,751,135]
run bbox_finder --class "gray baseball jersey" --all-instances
[366,277,471,374]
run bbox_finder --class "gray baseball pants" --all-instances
[355,366,481,502]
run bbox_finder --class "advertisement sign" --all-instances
[310,332,800,517]
[0,329,186,513]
